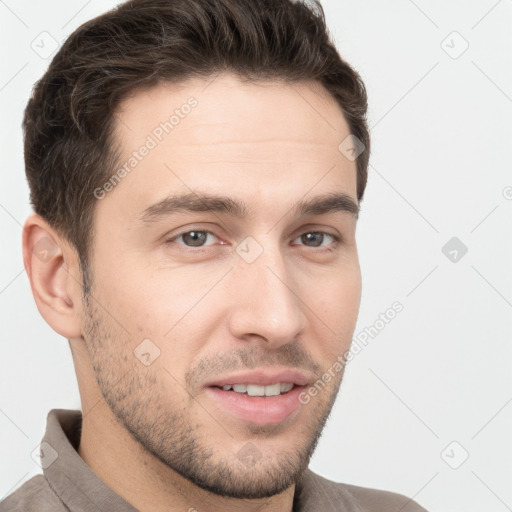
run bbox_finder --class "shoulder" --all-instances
[341,482,428,512]
[0,475,66,512]
[298,470,429,512]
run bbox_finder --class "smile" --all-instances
[217,383,295,396]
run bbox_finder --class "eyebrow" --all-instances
[139,191,359,223]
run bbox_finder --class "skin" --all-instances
[23,72,362,512]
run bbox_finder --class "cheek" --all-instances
[90,243,230,383]
[89,248,172,333]
[306,263,361,353]
[312,259,361,314]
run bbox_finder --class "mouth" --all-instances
[214,382,295,396]
[203,369,313,425]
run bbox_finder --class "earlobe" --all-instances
[22,214,83,339]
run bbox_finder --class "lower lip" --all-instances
[204,385,305,425]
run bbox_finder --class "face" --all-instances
[81,72,361,499]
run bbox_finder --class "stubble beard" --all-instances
[81,294,345,499]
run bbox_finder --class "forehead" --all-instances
[99,73,357,225]
[115,72,348,143]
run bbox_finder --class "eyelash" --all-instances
[165,229,341,252]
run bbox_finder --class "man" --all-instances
[1,0,428,510]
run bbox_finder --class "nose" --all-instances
[227,242,307,348]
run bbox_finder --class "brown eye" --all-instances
[294,232,338,248]
[169,230,218,247]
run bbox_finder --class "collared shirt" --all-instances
[0,409,428,511]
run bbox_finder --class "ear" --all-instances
[22,213,84,339]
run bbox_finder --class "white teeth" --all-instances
[264,383,281,396]
[280,383,294,393]
[247,384,266,396]
[220,383,294,396]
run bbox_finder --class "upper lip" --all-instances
[204,368,316,388]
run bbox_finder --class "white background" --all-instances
[1,1,511,510]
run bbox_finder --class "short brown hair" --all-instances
[23,0,370,292]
